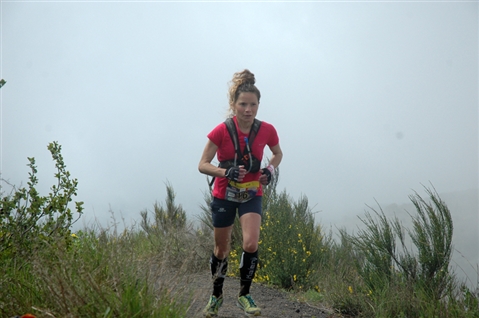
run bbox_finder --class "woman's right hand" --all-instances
[225,165,246,182]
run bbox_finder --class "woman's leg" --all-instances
[213,225,233,259]
[236,211,262,315]
[239,212,261,253]
[209,225,233,298]
[238,212,261,296]
[203,199,237,316]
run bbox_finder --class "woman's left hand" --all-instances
[259,173,269,185]
[259,165,273,185]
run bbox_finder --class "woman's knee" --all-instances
[213,226,233,259]
[242,241,258,253]
[214,245,230,259]
[214,236,230,249]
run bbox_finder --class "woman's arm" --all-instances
[199,139,247,182]
[198,139,227,178]
[268,143,283,169]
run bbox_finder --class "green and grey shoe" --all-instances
[203,295,223,317]
[237,294,261,316]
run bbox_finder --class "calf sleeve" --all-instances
[239,250,258,296]
[210,253,228,298]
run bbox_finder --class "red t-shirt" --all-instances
[207,116,279,199]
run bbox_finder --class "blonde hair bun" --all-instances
[231,69,256,86]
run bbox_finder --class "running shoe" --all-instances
[237,294,261,316]
[202,295,223,317]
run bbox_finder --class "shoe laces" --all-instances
[245,295,257,307]
[209,296,220,309]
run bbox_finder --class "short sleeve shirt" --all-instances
[207,116,279,199]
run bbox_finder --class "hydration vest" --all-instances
[209,118,262,187]
[219,118,262,172]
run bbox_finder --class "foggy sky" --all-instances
[1,1,477,234]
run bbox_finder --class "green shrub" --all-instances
[345,186,458,316]
[140,181,186,235]
[0,143,192,317]
[0,141,84,267]
[316,230,367,317]
[31,228,189,318]
[256,185,325,290]
[140,183,209,271]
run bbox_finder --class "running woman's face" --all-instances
[233,92,259,125]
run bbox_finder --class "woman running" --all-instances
[198,69,283,317]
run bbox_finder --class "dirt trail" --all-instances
[185,272,336,318]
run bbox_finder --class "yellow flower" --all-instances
[71,233,77,238]
[348,286,353,294]
[293,274,297,281]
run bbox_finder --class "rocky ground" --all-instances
[185,272,338,318]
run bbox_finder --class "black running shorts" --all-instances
[210,196,262,228]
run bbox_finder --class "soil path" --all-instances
[185,272,337,318]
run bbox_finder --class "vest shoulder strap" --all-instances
[249,119,262,146]
[224,118,240,159]
[224,118,262,157]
